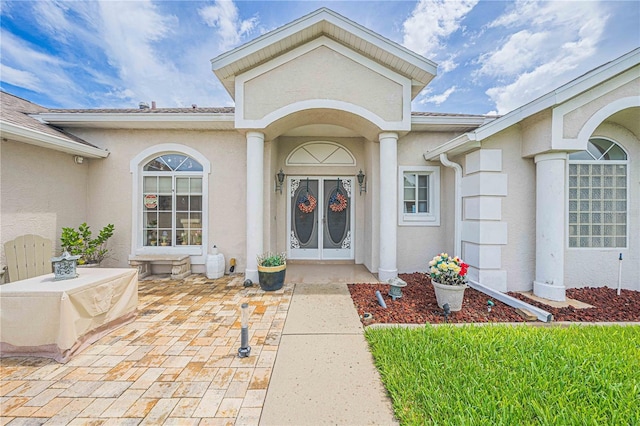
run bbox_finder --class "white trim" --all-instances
[424,48,640,160]
[36,113,235,130]
[0,120,109,158]
[235,36,412,130]
[285,141,356,166]
[575,97,640,147]
[398,166,440,226]
[211,7,436,79]
[129,144,211,264]
[239,99,410,132]
[552,68,640,150]
[286,176,355,260]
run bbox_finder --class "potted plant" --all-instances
[257,252,286,291]
[428,253,469,311]
[61,223,115,266]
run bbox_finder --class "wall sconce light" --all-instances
[275,169,285,194]
[357,169,367,194]
[73,155,84,164]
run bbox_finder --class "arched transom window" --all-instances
[568,138,628,248]
[142,154,204,247]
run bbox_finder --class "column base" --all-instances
[533,281,566,302]
[378,268,398,282]
[245,269,259,284]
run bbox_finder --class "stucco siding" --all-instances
[70,128,247,272]
[521,110,552,158]
[563,78,640,140]
[396,132,457,273]
[243,46,403,122]
[564,122,640,290]
[483,128,536,291]
[1,140,88,269]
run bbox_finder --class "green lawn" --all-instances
[365,325,640,425]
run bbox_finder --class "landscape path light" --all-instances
[238,303,251,358]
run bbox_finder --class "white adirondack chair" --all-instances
[4,235,53,282]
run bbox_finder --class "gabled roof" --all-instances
[0,91,108,158]
[425,47,640,160]
[210,7,437,100]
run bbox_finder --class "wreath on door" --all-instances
[329,193,348,212]
[298,193,317,213]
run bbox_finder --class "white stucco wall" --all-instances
[564,122,640,290]
[1,139,89,270]
[395,132,459,273]
[69,128,247,273]
[482,128,537,291]
[563,78,639,140]
[521,110,553,158]
[243,45,403,122]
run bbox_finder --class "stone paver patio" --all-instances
[0,274,293,425]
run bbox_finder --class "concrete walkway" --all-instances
[260,267,398,425]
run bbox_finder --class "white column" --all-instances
[533,152,566,301]
[245,131,264,283]
[378,132,398,281]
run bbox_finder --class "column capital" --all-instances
[534,151,567,163]
[246,131,265,140]
[378,132,399,141]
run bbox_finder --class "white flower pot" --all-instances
[432,281,467,311]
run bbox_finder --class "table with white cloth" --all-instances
[0,268,138,363]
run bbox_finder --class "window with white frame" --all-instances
[568,138,627,248]
[142,154,204,247]
[398,166,440,226]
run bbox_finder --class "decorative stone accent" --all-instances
[51,251,81,280]
[387,277,407,300]
[129,254,191,280]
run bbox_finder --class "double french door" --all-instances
[288,176,354,260]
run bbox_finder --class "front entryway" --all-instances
[288,176,354,260]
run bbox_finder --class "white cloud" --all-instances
[199,0,259,51]
[480,0,607,114]
[402,0,479,57]
[0,29,82,104]
[0,64,42,92]
[32,1,72,42]
[477,30,551,78]
[420,86,457,105]
[438,57,458,74]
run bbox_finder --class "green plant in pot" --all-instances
[61,223,115,265]
[257,252,286,291]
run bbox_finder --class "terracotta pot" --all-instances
[432,281,467,311]
[257,263,286,291]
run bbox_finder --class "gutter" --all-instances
[469,279,553,323]
[0,121,109,158]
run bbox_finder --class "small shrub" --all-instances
[257,252,286,267]
[61,223,115,265]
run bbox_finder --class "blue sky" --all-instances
[1,0,638,115]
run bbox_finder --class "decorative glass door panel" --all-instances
[288,177,353,260]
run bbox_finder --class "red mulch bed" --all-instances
[348,273,640,324]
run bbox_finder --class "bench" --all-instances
[128,255,191,280]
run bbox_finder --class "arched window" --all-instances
[568,138,627,248]
[143,154,203,247]
[131,145,210,258]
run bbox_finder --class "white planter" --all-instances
[206,253,225,279]
[432,281,467,311]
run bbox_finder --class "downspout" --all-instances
[437,153,462,257]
